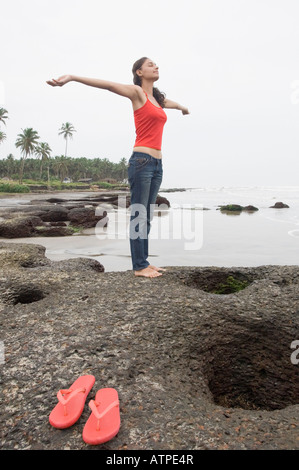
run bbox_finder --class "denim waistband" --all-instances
[131,151,162,161]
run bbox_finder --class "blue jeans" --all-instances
[128,152,163,271]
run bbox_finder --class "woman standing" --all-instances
[47,57,189,278]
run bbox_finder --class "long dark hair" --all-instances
[132,57,166,108]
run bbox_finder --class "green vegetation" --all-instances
[0,131,6,146]
[0,108,8,127]
[0,108,129,192]
[68,225,84,234]
[0,182,30,193]
[212,275,249,294]
[0,156,129,188]
[0,178,128,193]
[15,128,40,184]
[0,107,8,154]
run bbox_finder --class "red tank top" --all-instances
[134,91,167,150]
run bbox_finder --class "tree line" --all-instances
[0,155,129,184]
[0,108,128,184]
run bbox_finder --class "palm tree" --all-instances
[15,128,40,184]
[0,130,6,146]
[53,155,69,183]
[35,142,52,180]
[72,158,86,181]
[119,157,128,182]
[58,122,76,157]
[0,109,8,157]
[5,154,15,179]
[0,108,8,127]
[100,158,113,179]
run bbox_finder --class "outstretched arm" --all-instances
[164,98,190,115]
[46,75,140,100]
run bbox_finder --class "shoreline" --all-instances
[0,186,298,270]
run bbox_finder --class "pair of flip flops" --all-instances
[49,375,120,445]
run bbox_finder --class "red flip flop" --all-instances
[82,388,120,445]
[49,375,95,429]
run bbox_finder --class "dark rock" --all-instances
[218,204,259,213]
[0,242,298,450]
[0,242,50,268]
[51,257,105,273]
[243,205,259,212]
[156,195,170,207]
[67,207,108,228]
[49,222,67,227]
[80,194,131,209]
[125,194,170,208]
[0,216,44,238]
[33,226,74,237]
[0,193,169,240]
[270,202,290,208]
[218,204,243,212]
[160,188,186,193]
[93,195,130,208]
[46,198,66,203]
[1,281,46,305]
[1,205,57,214]
[39,206,69,222]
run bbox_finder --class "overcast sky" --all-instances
[1,0,299,188]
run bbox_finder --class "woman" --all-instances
[47,57,189,278]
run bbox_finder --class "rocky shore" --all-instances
[0,241,298,450]
[0,189,290,240]
[0,192,170,239]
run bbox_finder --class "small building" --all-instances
[78,178,93,183]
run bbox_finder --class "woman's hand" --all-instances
[181,106,190,115]
[46,75,73,87]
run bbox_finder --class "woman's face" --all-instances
[138,58,159,82]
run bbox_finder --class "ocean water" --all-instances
[156,185,299,268]
[1,186,299,271]
[163,185,299,212]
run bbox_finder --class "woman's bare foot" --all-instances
[148,265,167,272]
[135,267,163,278]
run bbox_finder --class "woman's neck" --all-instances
[141,80,154,97]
